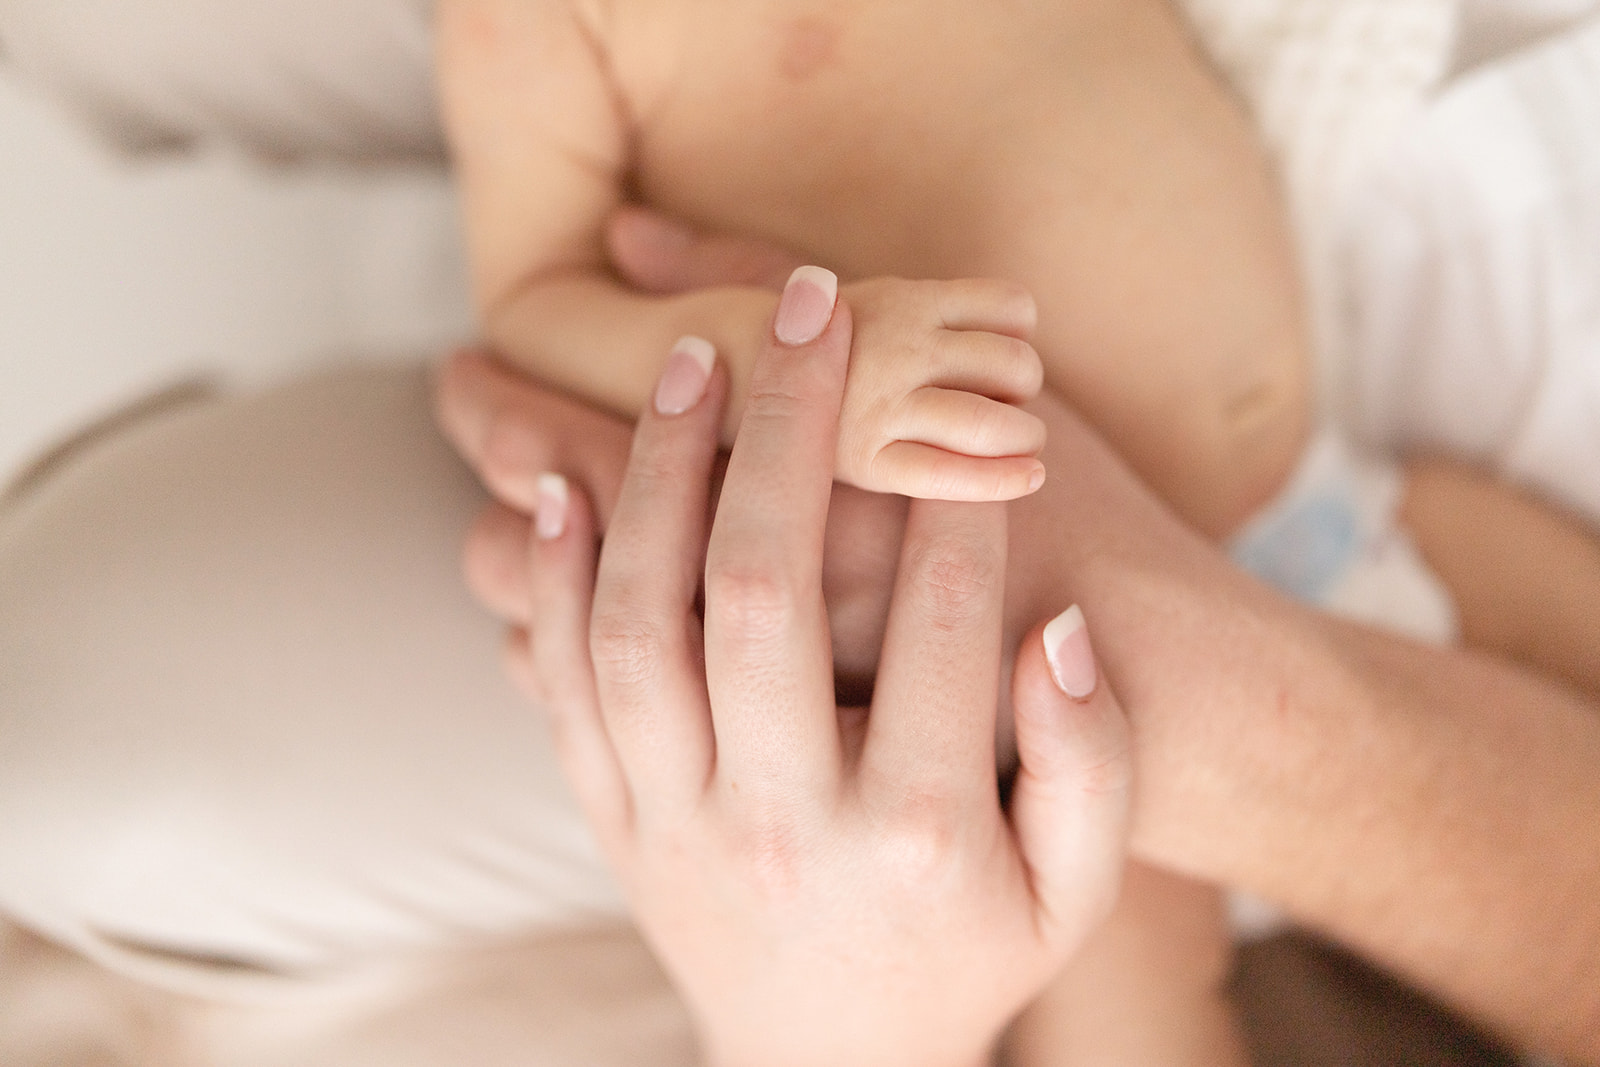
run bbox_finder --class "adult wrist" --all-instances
[1010,392,1337,886]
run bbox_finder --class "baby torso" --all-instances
[607,0,1310,535]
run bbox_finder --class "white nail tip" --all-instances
[672,334,716,373]
[537,472,569,506]
[535,472,569,540]
[787,264,838,303]
[1043,604,1086,650]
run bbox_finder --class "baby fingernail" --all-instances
[535,473,569,541]
[774,265,838,346]
[655,335,716,415]
[1043,605,1097,700]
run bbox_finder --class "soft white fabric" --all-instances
[0,0,442,159]
[1176,0,1460,414]
[0,367,624,999]
[1340,12,1600,526]
[0,918,696,1067]
[1230,430,1459,645]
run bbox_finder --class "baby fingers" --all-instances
[929,329,1044,403]
[867,441,1046,501]
[896,386,1048,458]
[931,277,1039,340]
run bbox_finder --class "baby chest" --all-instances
[608,0,1079,274]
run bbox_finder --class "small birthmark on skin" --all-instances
[779,16,842,82]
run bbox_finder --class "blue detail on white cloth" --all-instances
[1230,491,1361,603]
[1225,430,1458,646]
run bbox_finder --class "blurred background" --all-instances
[0,64,472,485]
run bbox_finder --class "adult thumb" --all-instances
[1009,606,1134,945]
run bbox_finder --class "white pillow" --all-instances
[0,0,443,160]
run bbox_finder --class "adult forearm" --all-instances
[1014,393,1600,1060]
[1267,620,1600,1061]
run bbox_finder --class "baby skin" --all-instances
[440,0,1600,1061]
[439,0,1310,537]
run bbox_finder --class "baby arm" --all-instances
[1400,458,1600,703]
[438,0,772,435]
[440,0,1044,501]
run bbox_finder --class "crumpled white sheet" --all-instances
[1183,0,1600,527]
[1342,4,1600,526]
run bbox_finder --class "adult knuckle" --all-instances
[588,609,667,689]
[625,436,683,492]
[881,797,963,889]
[1075,743,1134,799]
[704,564,797,647]
[732,809,811,900]
[741,382,811,422]
[904,531,999,620]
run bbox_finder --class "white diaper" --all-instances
[1229,429,1459,645]
[1339,12,1600,528]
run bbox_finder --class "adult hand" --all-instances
[436,347,905,690]
[438,206,908,689]
[512,273,1134,1067]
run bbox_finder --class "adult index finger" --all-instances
[859,499,1008,812]
[704,266,851,806]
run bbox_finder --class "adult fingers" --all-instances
[860,499,1008,809]
[463,501,534,624]
[521,479,631,855]
[703,267,851,802]
[869,440,1046,502]
[1009,607,1134,944]
[606,204,805,294]
[589,337,727,813]
[433,348,632,522]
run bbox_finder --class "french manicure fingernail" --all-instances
[535,473,569,541]
[1028,465,1047,492]
[654,335,716,415]
[774,265,838,346]
[1043,605,1097,700]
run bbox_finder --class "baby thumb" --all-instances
[1008,606,1134,945]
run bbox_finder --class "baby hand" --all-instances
[776,268,1047,501]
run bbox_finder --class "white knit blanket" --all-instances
[1179,0,1460,407]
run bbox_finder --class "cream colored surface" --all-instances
[0,920,695,1067]
[0,368,625,983]
[0,69,471,491]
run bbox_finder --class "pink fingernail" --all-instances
[535,473,569,541]
[655,335,716,415]
[774,266,838,346]
[1043,605,1097,700]
[1028,465,1047,492]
